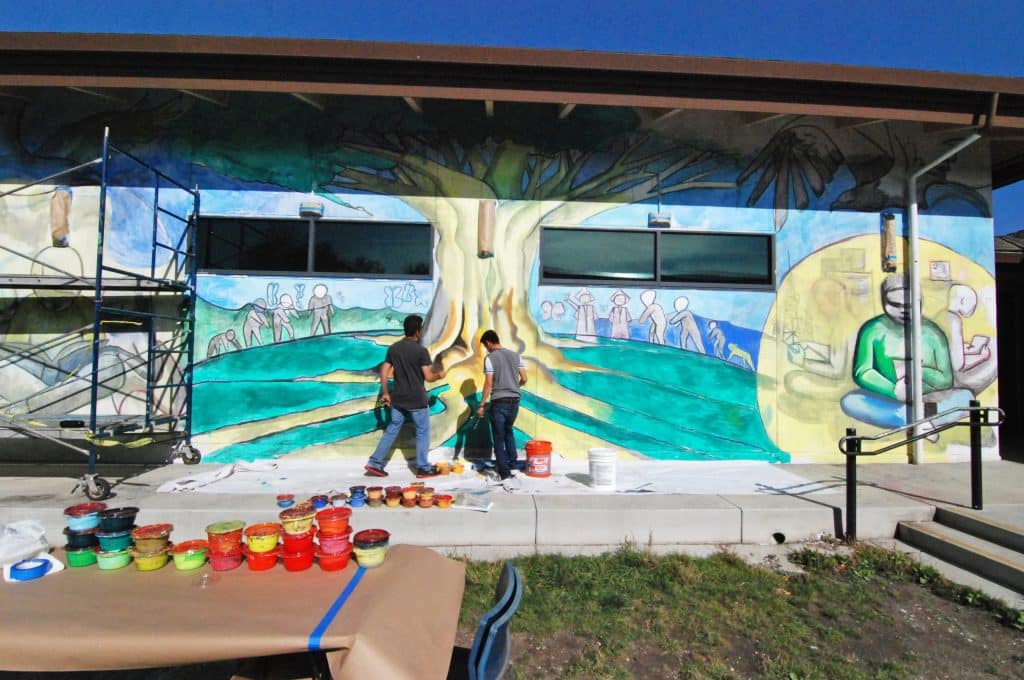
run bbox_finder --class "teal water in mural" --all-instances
[549,338,785,461]
[192,381,380,434]
[204,391,447,463]
[194,333,784,462]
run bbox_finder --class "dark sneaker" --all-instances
[415,465,441,479]
[364,465,388,478]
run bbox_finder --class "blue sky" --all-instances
[3,0,1023,232]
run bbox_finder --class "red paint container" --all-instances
[209,548,243,572]
[243,522,282,553]
[315,507,352,535]
[242,545,279,571]
[281,528,315,553]
[281,549,314,572]
[206,520,246,554]
[316,546,353,571]
[316,526,352,555]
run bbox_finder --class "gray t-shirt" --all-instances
[484,348,525,401]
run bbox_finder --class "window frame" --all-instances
[196,216,434,280]
[539,226,775,290]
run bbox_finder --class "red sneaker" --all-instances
[364,465,388,478]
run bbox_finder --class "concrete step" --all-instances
[897,520,1024,594]
[934,506,1024,552]
[890,539,1024,609]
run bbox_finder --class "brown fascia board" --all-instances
[0,32,1022,130]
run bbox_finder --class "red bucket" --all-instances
[525,440,552,477]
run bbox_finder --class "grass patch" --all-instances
[458,544,1024,679]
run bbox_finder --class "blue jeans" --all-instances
[368,406,431,471]
[488,399,520,479]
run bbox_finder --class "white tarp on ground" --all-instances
[157,456,841,497]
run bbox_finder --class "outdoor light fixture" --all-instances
[647,171,671,228]
[299,183,324,219]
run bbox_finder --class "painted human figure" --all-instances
[707,320,726,359]
[608,290,632,340]
[638,290,667,345]
[308,283,333,336]
[207,329,242,358]
[243,297,271,347]
[668,295,704,353]
[551,301,566,321]
[564,288,597,343]
[947,283,995,393]
[272,294,299,343]
[841,274,971,434]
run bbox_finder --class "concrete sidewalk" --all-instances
[1,460,1021,560]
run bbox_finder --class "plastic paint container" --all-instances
[281,549,314,572]
[352,544,388,568]
[96,530,134,552]
[401,486,418,500]
[452,461,465,474]
[417,496,435,508]
[315,507,352,535]
[316,526,352,555]
[206,520,246,553]
[63,502,107,531]
[132,524,174,553]
[400,497,416,508]
[278,507,316,535]
[316,546,353,571]
[587,448,618,489]
[435,494,453,509]
[349,485,367,497]
[63,527,99,549]
[281,528,315,553]
[98,507,139,533]
[170,540,209,571]
[96,548,133,570]
[209,548,244,572]
[348,495,366,508]
[310,495,329,510]
[384,495,401,507]
[243,523,282,553]
[65,546,98,568]
[242,545,279,571]
[353,528,389,546]
[525,440,553,478]
[132,546,170,572]
[330,494,348,508]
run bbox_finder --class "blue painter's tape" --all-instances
[308,566,366,651]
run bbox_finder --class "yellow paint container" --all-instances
[353,545,388,568]
[132,547,170,572]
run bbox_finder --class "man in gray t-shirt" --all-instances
[476,330,528,480]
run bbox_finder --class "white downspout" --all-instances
[906,131,982,464]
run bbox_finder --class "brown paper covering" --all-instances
[0,544,465,678]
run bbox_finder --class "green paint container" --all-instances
[96,548,133,570]
[65,547,98,568]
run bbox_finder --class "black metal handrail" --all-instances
[837,400,1004,542]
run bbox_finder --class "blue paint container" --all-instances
[10,558,52,581]
[96,529,134,552]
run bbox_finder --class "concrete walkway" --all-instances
[1,460,1021,560]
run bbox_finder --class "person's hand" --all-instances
[379,394,391,408]
[476,405,485,417]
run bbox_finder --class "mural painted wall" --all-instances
[0,92,997,464]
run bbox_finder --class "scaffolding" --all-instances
[0,128,200,499]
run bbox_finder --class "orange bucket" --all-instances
[525,440,552,477]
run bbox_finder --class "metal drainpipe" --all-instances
[905,131,982,463]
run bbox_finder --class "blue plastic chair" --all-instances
[468,562,523,680]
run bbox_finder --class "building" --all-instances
[0,33,1022,467]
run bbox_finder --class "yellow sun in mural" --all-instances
[757,234,997,463]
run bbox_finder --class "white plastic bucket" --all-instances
[587,448,618,490]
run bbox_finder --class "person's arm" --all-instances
[921,324,954,392]
[378,360,394,407]
[517,355,528,386]
[476,373,495,417]
[851,321,899,398]
[421,350,446,382]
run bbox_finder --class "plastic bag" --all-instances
[0,520,49,566]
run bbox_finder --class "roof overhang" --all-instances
[1,32,1023,186]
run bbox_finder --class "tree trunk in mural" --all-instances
[328,137,734,446]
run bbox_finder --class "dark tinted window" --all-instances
[198,218,432,278]
[314,222,431,276]
[660,232,772,285]
[541,229,655,281]
[198,218,308,272]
